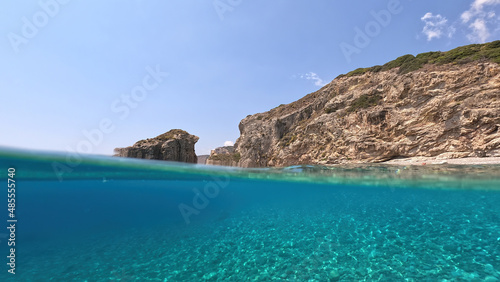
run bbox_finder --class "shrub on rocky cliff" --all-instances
[348,94,382,112]
[279,133,297,147]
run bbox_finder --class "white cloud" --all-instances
[461,0,500,43]
[420,13,454,41]
[224,141,234,146]
[461,0,500,22]
[468,18,490,42]
[300,72,327,87]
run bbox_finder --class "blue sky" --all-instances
[1,0,499,155]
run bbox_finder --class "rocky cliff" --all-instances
[206,146,240,166]
[197,155,210,165]
[114,129,199,163]
[235,41,500,167]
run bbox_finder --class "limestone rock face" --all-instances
[197,155,210,165]
[206,146,240,166]
[114,129,199,163]
[235,62,500,167]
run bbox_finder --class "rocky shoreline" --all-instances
[232,42,500,167]
[115,42,500,168]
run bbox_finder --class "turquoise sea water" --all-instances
[0,147,500,281]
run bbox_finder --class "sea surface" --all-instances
[0,147,500,281]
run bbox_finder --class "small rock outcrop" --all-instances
[197,155,210,164]
[114,129,199,163]
[234,41,500,167]
[206,146,241,166]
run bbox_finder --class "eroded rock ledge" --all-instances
[114,129,199,163]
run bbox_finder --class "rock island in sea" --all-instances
[114,129,198,164]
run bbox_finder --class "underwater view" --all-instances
[1,147,499,281]
[4,0,500,281]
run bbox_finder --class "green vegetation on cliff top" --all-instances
[340,40,500,78]
[134,129,190,146]
[155,129,190,140]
